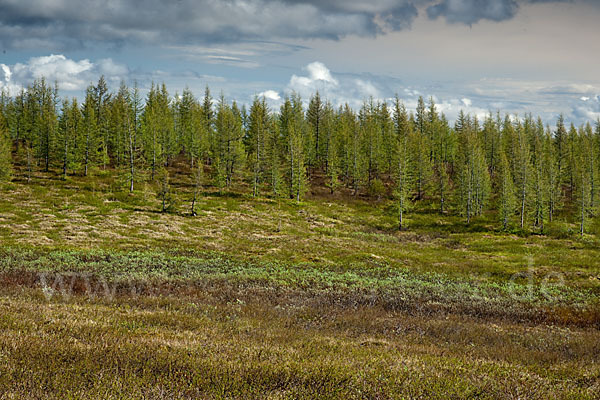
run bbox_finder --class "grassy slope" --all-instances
[0,168,599,399]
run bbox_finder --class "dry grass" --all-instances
[0,169,599,398]
[0,285,598,399]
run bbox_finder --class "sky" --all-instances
[0,0,599,125]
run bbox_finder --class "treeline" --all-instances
[0,77,599,234]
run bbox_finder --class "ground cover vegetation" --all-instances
[0,78,599,398]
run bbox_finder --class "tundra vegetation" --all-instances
[0,79,598,398]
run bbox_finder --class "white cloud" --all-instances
[1,64,12,82]
[0,63,22,95]
[12,54,93,90]
[1,54,129,93]
[258,90,281,100]
[355,79,379,98]
[289,61,339,93]
[461,97,472,107]
[287,61,383,108]
[572,95,600,121]
[305,62,338,85]
[168,45,261,68]
[97,58,129,78]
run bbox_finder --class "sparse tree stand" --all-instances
[3,77,600,237]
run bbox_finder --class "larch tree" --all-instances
[31,79,59,173]
[0,110,12,181]
[141,83,170,180]
[247,96,269,197]
[326,107,342,194]
[554,114,567,187]
[409,112,432,201]
[531,117,549,232]
[281,94,308,202]
[201,86,214,165]
[266,112,283,197]
[393,98,412,230]
[429,100,451,213]
[543,125,561,223]
[213,96,244,191]
[82,88,98,177]
[577,124,597,235]
[177,88,197,168]
[566,123,579,201]
[306,91,323,171]
[455,112,489,223]
[92,76,111,169]
[497,152,516,230]
[57,98,81,179]
[127,82,143,192]
[513,121,533,229]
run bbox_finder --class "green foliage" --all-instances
[497,152,516,230]
[0,80,599,234]
[0,112,12,181]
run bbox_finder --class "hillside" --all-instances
[0,166,598,398]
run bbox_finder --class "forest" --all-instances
[1,76,598,235]
[0,77,599,398]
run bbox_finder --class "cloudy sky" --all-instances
[1,0,599,124]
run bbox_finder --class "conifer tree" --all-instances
[127,82,143,192]
[513,121,532,229]
[201,86,214,165]
[455,112,489,223]
[543,125,561,222]
[429,102,451,212]
[393,99,412,230]
[213,96,244,191]
[57,98,81,179]
[497,152,516,230]
[281,95,308,202]
[531,117,549,232]
[566,123,578,201]
[82,88,98,176]
[339,104,361,195]
[247,96,269,196]
[554,114,567,186]
[0,111,12,181]
[360,99,382,188]
[177,88,197,167]
[92,76,111,169]
[410,102,433,201]
[577,124,597,235]
[30,79,58,172]
[307,91,323,170]
[326,110,341,194]
[482,112,501,177]
[141,83,171,179]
